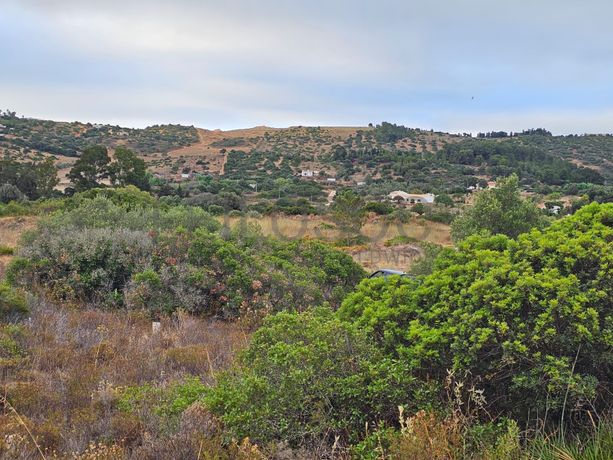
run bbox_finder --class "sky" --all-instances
[1,0,613,134]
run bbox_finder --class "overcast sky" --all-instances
[2,0,613,133]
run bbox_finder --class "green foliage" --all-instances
[364,201,394,215]
[331,189,367,238]
[372,122,415,143]
[71,185,157,209]
[0,324,26,367]
[412,202,425,215]
[0,183,25,204]
[204,308,417,446]
[12,195,363,316]
[439,138,605,185]
[528,417,613,460]
[340,203,613,425]
[68,145,111,191]
[0,282,28,320]
[451,174,546,241]
[16,227,153,305]
[435,193,455,207]
[118,377,207,429]
[108,147,150,190]
[0,158,58,200]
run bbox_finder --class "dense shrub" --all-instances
[14,227,153,305]
[204,308,418,447]
[46,195,220,233]
[451,175,547,241]
[11,196,364,316]
[363,201,394,215]
[340,202,613,425]
[0,183,25,204]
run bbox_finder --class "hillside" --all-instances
[1,113,612,196]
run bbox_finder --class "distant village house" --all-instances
[388,190,435,204]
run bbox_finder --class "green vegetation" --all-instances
[451,175,547,241]
[68,145,150,191]
[0,282,27,320]
[9,188,365,315]
[205,307,416,446]
[0,111,198,157]
[1,113,613,457]
[0,158,58,200]
[198,202,613,455]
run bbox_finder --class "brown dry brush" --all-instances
[0,295,249,459]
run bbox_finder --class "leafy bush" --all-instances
[364,201,394,215]
[44,195,220,233]
[72,185,156,209]
[0,183,25,204]
[451,175,547,241]
[14,227,153,305]
[204,308,418,447]
[340,203,613,425]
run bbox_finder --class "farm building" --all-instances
[388,191,435,204]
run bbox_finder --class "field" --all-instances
[221,214,452,271]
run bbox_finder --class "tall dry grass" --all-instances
[0,296,248,458]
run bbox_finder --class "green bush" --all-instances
[72,185,156,209]
[204,308,418,447]
[451,174,547,241]
[340,203,613,425]
[15,227,153,305]
[363,201,394,215]
[0,282,28,320]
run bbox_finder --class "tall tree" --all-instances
[68,145,111,191]
[34,157,59,198]
[108,147,150,191]
[331,189,366,238]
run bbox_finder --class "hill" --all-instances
[1,112,611,196]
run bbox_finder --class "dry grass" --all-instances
[221,215,451,246]
[221,214,451,271]
[0,216,38,278]
[0,297,248,458]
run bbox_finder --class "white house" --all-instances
[300,170,319,177]
[388,191,435,204]
[326,177,337,183]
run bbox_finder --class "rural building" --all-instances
[326,177,337,183]
[300,169,319,177]
[388,191,435,204]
